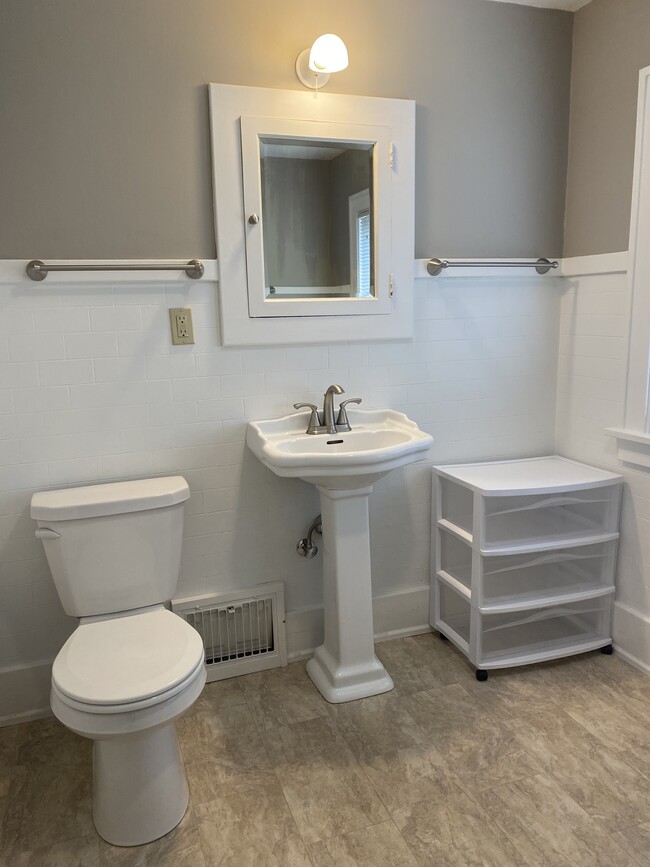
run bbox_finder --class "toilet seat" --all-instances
[53,608,205,713]
[52,656,206,714]
[51,655,206,742]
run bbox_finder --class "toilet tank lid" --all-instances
[31,476,190,521]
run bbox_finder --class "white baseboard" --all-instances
[286,584,431,660]
[613,645,650,676]
[0,585,431,724]
[5,589,644,724]
[0,707,54,728]
[613,601,650,675]
[0,660,53,727]
[375,625,434,643]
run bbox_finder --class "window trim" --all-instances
[606,65,650,467]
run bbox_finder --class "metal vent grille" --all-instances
[172,582,286,682]
[188,598,274,665]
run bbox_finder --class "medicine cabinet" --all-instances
[208,84,415,347]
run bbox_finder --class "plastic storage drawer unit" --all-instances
[431,456,622,680]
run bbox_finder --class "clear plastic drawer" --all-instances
[437,580,471,648]
[479,540,617,610]
[478,595,612,666]
[481,485,620,551]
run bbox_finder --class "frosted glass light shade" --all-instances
[309,34,348,74]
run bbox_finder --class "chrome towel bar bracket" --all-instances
[426,257,558,277]
[26,259,205,281]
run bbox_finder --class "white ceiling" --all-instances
[485,0,592,11]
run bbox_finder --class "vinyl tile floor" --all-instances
[1,634,650,866]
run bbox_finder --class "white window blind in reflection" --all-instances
[357,210,371,297]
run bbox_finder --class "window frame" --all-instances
[607,65,650,466]
[348,188,372,298]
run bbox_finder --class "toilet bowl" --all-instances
[31,477,206,847]
[50,607,206,846]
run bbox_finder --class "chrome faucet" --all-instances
[294,385,362,435]
[323,384,344,435]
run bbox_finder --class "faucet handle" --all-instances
[336,397,362,431]
[293,403,322,434]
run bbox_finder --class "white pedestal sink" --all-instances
[246,409,433,703]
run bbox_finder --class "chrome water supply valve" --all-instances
[297,515,322,558]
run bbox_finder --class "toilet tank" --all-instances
[31,477,190,618]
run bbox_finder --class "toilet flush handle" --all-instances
[35,527,61,540]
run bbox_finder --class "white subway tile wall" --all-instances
[0,276,559,681]
[555,269,650,665]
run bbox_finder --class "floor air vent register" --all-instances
[172,582,287,682]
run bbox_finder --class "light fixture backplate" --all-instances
[295,48,330,90]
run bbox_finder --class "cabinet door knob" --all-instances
[248,214,260,225]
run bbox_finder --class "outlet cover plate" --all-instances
[169,307,195,345]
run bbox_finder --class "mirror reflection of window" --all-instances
[259,138,374,299]
[349,189,371,297]
[357,212,371,296]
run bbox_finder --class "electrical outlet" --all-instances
[169,307,195,345]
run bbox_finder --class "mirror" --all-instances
[239,113,392,320]
[259,138,374,299]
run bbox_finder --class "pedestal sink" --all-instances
[246,408,433,703]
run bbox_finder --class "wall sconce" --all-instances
[295,34,349,90]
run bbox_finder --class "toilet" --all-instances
[30,476,206,847]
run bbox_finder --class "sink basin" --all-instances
[246,408,433,488]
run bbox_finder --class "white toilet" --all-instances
[30,476,206,847]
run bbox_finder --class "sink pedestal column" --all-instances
[306,484,394,703]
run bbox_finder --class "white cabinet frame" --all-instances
[240,116,392,318]
[208,84,415,347]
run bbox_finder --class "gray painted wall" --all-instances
[262,157,334,288]
[329,148,372,287]
[564,0,650,257]
[0,0,572,260]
